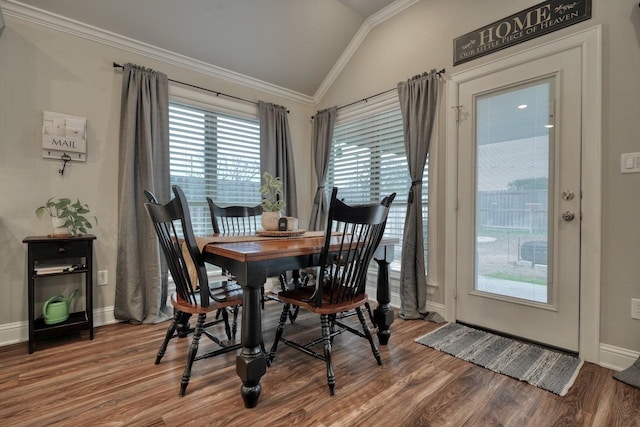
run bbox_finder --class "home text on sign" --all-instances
[453,0,591,66]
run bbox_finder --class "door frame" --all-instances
[444,26,602,362]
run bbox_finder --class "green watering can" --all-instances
[43,289,78,325]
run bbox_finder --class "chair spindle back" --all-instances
[315,187,396,307]
[206,198,263,234]
[145,185,210,307]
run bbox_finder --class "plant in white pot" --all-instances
[36,198,97,237]
[260,172,285,231]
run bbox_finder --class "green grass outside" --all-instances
[485,272,548,287]
[477,226,547,240]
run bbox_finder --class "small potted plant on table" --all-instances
[260,172,285,231]
[36,198,97,237]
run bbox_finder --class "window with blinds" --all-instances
[328,93,428,271]
[169,101,261,236]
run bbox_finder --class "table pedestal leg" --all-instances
[373,258,394,345]
[236,285,267,408]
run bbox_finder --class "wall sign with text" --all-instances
[453,0,592,66]
[42,111,87,162]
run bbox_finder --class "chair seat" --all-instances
[171,284,243,315]
[275,287,369,315]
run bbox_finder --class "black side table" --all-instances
[23,234,96,353]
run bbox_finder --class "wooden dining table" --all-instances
[199,231,397,408]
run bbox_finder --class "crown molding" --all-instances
[313,0,419,103]
[368,0,420,27]
[2,0,314,106]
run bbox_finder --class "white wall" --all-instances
[317,0,640,358]
[0,14,313,341]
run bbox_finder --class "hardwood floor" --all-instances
[2,305,639,426]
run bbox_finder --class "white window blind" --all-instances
[329,93,428,270]
[169,101,261,236]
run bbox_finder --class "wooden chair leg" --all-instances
[221,307,231,341]
[268,303,291,362]
[278,272,288,291]
[279,273,304,323]
[156,311,180,364]
[356,307,381,365]
[180,313,205,396]
[288,305,300,323]
[364,301,375,328]
[231,305,239,340]
[176,311,192,338]
[320,314,336,396]
[288,273,309,323]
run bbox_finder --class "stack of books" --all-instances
[34,264,86,275]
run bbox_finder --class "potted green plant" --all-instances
[36,197,97,236]
[259,172,285,231]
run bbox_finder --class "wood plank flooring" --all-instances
[2,305,639,426]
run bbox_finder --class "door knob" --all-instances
[562,211,575,221]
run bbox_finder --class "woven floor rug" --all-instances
[415,322,583,396]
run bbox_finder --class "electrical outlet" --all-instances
[632,298,640,320]
[98,270,108,286]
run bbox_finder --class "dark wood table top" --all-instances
[202,233,396,259]
[202,234,331,262]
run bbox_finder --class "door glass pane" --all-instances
[475,80,553,303]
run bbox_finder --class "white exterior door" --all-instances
[455,45,582,351]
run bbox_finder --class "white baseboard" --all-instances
[93,305,118,327]
[0,320,27,347]
[0,306,117,348]
[599,343,639,372]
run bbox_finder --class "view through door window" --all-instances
[475,79,553,303]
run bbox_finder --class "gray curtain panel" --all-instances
[114,63,172,324]
[258,101,298,217]
[397,70,440,320]
[308,107,337,231]
[0,4,5,37]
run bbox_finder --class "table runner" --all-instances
[194,230,326,251]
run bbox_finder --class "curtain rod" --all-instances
[312,68,445,120]
[113,62,258,107]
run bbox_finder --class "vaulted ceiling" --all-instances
[10,0,405,98]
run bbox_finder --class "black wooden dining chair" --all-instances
[268,187,396,395]
[146,189,240,340]
[145,185,243,396]
[206,198,263,235]
[147,190,241,344]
